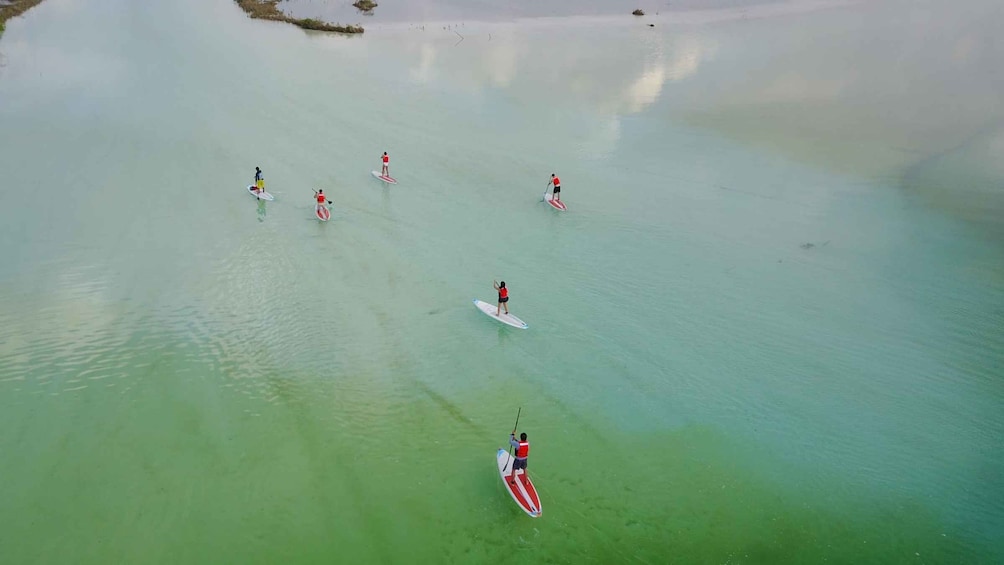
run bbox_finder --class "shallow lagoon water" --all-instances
[1,0,1002,562]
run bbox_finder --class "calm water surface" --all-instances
[1,0,1002,562]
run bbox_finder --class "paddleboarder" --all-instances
[494,280,509,317]
[254,166,264,193]
[508,432,529,485]
[381,152,390,177]
[547,173,561,202]
[314,189,329,214]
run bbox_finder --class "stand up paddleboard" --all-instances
[545,193,566,211]
[372,171,398,185]
[473,299,528,329]
[496,448,541,517]
[316,205,330,221]
[248,185,274,201]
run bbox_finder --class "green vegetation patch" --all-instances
[352,0,378,12]
[1,0,46,37]
[235,0,364,34]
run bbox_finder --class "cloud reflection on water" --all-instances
[391,25,715,158]
[372,0,1004,238]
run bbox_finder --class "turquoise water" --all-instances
[1,0,1002,562]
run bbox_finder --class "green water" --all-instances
[1,0,1002,562]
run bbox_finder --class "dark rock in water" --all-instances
[632,9,645,16]
[649,24,655,27]
[800,243,815,249]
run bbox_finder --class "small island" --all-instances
[236,0,364,34]
[353,0,378,13]
[632,9,645,16]
[1,0,47,38]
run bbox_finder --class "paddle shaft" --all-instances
[542,180,551,201]
[507,407,522,465]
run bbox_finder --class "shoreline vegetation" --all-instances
[0,0,46,38]
[235,0,364,34]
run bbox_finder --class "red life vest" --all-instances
[516,441,529,458]
[316,193,326,204]
[499,287,508,299]
[382,154,389,163]
[552,176,560,187]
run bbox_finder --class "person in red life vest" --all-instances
[508,431,529,485]
[547,173,561,202]
[381,152,390,176]
[314,189,329,215]
[494,280,509,317]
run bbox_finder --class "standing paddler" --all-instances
[508,431,529,485]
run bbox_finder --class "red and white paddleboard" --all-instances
[545,193,566,211]
[496,448,542,517]
[316,205,330,221]
[372,171,398,185]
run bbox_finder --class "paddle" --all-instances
[506,407,522,470]
[541,180,551,202]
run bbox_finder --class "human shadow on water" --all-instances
[497,324,512,345]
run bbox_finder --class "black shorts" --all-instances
[553,186,560,193]
[513,458,527,471]
[499,297,508,303]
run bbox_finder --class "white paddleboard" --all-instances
[248,185,274,201]
[372,171,398,184]
[473,299,528,329]
[316,205,330,221]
